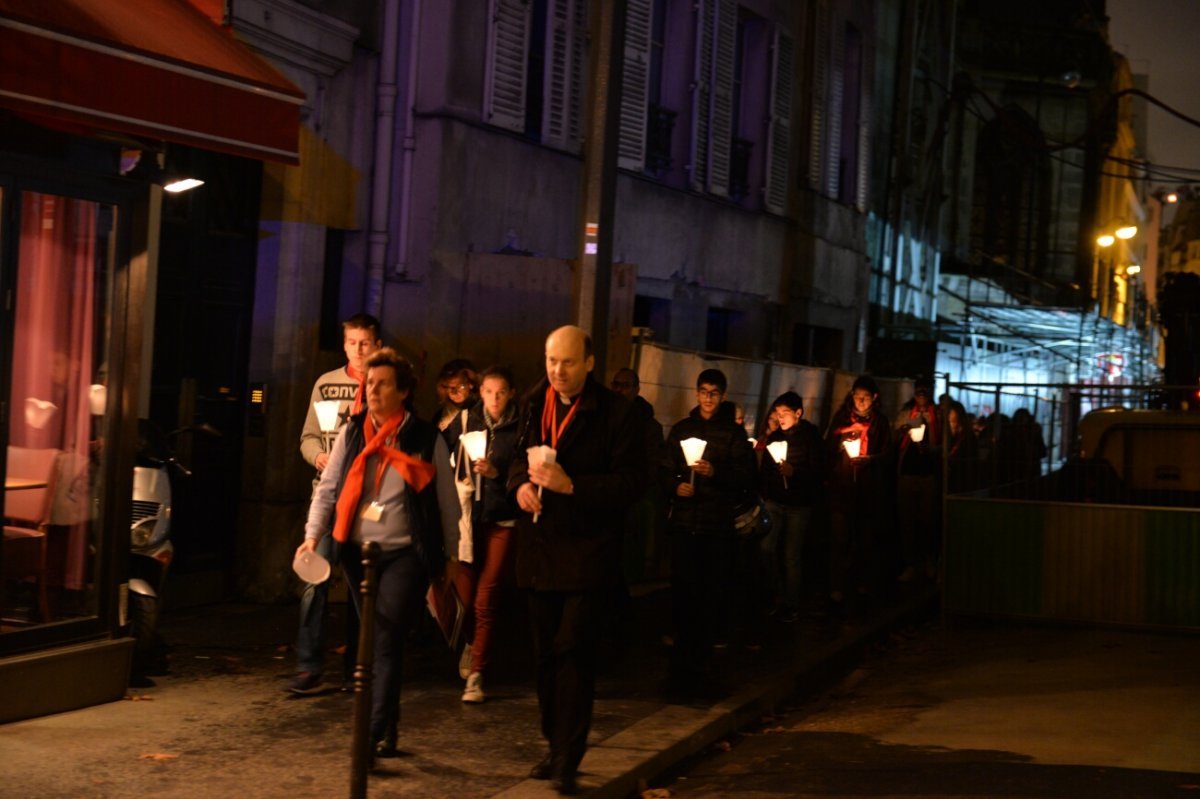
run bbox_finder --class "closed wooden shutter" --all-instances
[543,0,587,151]
[856,37,873,211]
[690,0,715,191]
[807,0,828,191]
[618,0,653,170]
[764,27,794,214]
[825,16,844,200]
[706,0,737,196]
[484,0,531,132]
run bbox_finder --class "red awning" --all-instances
[0,0,304,164]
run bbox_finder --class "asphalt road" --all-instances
[652,620,1200,799]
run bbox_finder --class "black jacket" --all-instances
[507,375,643,591]
[333,411,445,578]
[824,404,894,511]
[758,419,823,506]
[444,403,519,527]
[661,404,755,535]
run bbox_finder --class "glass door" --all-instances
[2,190,114,632]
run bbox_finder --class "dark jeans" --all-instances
[528,589,604,779]
[295,534,358,678]
[670,527,735,673]
[344,545,428,745]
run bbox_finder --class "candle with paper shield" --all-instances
[679,437,707,486]
[527,445,557,522]
[765,440,789,488]
[459,430,488,499]
[908,424,926,443]
[314,399,341,454]
[842,437,862,459]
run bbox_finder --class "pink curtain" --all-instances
[8,192,99,590]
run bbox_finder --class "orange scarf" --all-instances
[347,365,365,415]
[332,410,436,543]
[540,384,581,448]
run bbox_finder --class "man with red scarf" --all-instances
[297,348,442,759]
[509,325,642,795]
[290,312,381,695]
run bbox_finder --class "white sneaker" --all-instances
[458,645,472,680]
[462,672,484,704]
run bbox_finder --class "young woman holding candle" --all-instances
[442,365,520,703]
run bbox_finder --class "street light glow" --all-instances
[1096,233,1115,247]
[1115,225,1138,239]
[1126,264,1141,276]
[163,178,205,193]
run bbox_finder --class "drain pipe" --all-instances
[366,0,403,316]
[393,0,421,282]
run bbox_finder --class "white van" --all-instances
[1077,408,1200,497]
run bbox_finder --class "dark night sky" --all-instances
[1107,0,1200,180]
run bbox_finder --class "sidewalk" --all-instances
[0,584,936,798]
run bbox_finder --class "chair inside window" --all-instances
[4,446,60,622]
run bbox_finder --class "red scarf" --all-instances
[835,415,872,458]
[540,384,581,448]
[332,410,436,543]
[347,365,365,415]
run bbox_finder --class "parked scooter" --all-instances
[129,419,219,677]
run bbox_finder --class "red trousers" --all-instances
[452,524,515,675]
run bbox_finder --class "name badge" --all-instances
[362,501,385,522]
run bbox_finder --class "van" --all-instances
[1077,408,1200,502]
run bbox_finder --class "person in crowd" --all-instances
[1000,408,1047,483]
[661,369,754,694]
[435,358,478,431]
[945,401,981,494]
[893,378,940,583]
[754,408,779,460]
[441,365,520,704]
[508,325,643,795]
[295,348,443,759]
[824,375,894,621]
[758,391,823,622]
[609,367,665,616]
[290,312,381,695]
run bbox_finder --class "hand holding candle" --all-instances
[526,445,558,522]
[679,437,707,486]
[766,440,789,488]
[460,430,488,499]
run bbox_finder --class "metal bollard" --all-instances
[349,542,381,799]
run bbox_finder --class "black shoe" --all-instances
[551,771,579,795]
[529,753,554,780]
[286,671,325,695]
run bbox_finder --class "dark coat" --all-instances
[631,394,665,486]
[507,375,643,591]
[758,419,823,506]
[444,403,519,527]
[334,411,445,578]
[661,404,755,535]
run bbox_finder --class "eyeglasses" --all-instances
[697,389,723,399]
[440,383,471,395]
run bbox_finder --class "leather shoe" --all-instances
[374,740,400,759]
[551,771,579,795]
[528,753,554,780]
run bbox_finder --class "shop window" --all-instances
[3,191,112,630]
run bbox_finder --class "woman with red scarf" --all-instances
[823,375,893,621]
[297,348,443,760]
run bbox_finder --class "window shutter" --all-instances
[618,0,653,170]
[855,40,873,211]
[543,0,587,151]
[825,18,844,200]
[705,0,736,196]
[484,0,531,133]
[807,0,828,191]
[764,28,794,214]
[689,0,714,191]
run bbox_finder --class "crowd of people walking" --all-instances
[285,312,1045,794]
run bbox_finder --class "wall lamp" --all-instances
[1126,264,1141,276]
[163,177,205,193]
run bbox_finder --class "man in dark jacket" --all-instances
[508,325,643,795]
[661,368,755,696]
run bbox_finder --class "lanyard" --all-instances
[541,385,580,449]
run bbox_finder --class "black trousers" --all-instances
[527,588,604,777]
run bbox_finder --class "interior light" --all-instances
[1115,225,1138,239]
[1096,233,1115,248]
[1166,192,1179,204]
[1126,264,1141,276]
[163,178,205,193]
